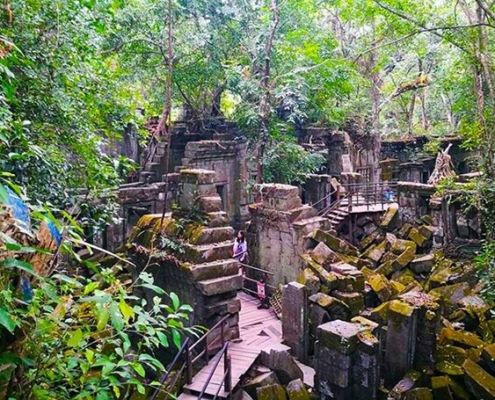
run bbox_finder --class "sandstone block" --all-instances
[368,273,392,302]
[431,376,454,400]
[408,227,429,247]
[186,226,234,245]
[463,358,495,400]
[409,254,435,274]
[302,254,338,289]
[331,290,364,317]
[398,222,413,239]
[390,239,417,255]
[419,225,434,240]
[439,327,485,349]
[196,275,242,296]
[392,247,416,271]
[379,203,399,231]
[310,242,338,266]
[286,379,310,400]
[243,372,280,398]
[203,298,241,318]
[260,346,303,384]
[297,268,320,295]
[260,184,302,211]
[315,342,354,368]
[389,370,421,399]
[311,229,358,256]
[256,384,287,400]
[317,320,360,355]
[188,259,239,281]
[198,196,222,213]
[180,169,216,184]
[363,240,387,264]
[482,345,495,373]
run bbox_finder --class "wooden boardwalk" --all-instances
[181,292,282,398]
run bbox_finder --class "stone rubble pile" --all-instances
[240,344,310,400]
[296,204,495,399]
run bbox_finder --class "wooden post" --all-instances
[186,340,192,384]
[221,321,225,346]
[224,348,232,396]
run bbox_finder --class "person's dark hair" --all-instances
[236,231,245,243]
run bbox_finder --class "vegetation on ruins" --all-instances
[4,0,495,397]
[0,181,197,399]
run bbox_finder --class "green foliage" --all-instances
[475,241,495,302]
[262,134,326,184]
[1,0,144,210]
[0,181,197,400]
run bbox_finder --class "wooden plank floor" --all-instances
[182,291,282,398]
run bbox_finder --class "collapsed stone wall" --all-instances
[180,140,250,227]
[246,184,330,286]
[282,203,493,399]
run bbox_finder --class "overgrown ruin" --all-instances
[117,118,494,399]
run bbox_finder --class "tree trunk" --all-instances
[160,0,174,222]
[369,20,382,185]
[256,0,279,187]
[420,89,429,131]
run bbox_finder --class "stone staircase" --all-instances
[140,139,168,183]
[325,208,349,233]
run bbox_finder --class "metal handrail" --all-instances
[149,337,191,400]
[239,262,274,275]
[310,188,338,208]
[197,342,231,400]
[318,192,349,216]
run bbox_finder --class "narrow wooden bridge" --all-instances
[178,292,282,399]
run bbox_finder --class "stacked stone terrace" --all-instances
[128,168,242,347]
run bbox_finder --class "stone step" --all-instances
[188,259,239,281]
[152,154,163,163]
[188,226,235,245]
[292,216,331,234]
[183,241,233,264]
[197,274,242,296]
[332,209,349,217]
[198,196,222,213]
[207,211,229,227]
[145,162,161,173]
[288,205,318,222]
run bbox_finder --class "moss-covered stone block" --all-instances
[369,273,392,302]
[286,379,310,400]
[363,240,387,264]
[390,239,417,255]
[419,225,434,240]
[439,327,485,349]
[332,290,364,317]
[302,254,338,289]
[392,247,416,271]
[379,203,399,231]
[297,268,321,295]
[257,384,287,400]
[375,260,394,277]
[409,253,435,274]
[317,320,361,355]
[310,241,338,266]
[408,228,429,248]
[312,229,358,256]
[398,222,414,239]
[462,358,495,400]
[431,376,454,400]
